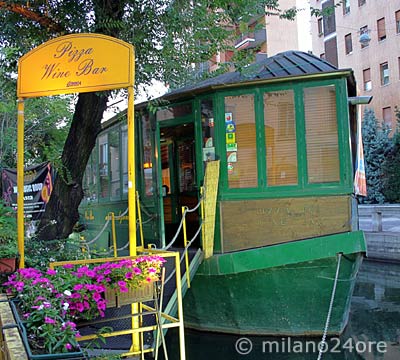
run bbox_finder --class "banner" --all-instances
[354,110,367,196]
[2,162,54,220]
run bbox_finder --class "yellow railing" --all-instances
[50,249,186,360]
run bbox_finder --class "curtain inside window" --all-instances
[264,90,298,186]
[304,86,340,183]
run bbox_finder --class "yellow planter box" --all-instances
[105,283,154,307]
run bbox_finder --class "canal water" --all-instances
[161,260,400,360]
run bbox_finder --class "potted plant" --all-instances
[0,200,18,273]
[2,255,166,358]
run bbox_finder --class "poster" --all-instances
[2,162,54,220]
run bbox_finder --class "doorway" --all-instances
[159,122,200,247]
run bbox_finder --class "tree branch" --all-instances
[0,2,64,33]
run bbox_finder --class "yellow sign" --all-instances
[17,33,134,97]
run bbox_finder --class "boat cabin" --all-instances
[81,50,358,254]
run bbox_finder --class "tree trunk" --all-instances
[38,92,108,240]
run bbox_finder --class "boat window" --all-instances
[142,114,154,196]
[83,150,98,202]
[201,99,215,163]
[121,125,128,194]
[98,134,109,198]
[304,85,340,183]
[156,103,192,121]
[264,90,298,186]
[109,129,120,198]
[225,94,257,188]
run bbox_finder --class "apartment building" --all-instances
[310,0,400,129]
[207,0,312,72]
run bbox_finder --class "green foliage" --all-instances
[24,235,86,270]
[382,108,400,203]
[0,200,18,258]
[361,108,392,204]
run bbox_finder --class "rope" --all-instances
[162,208,188,250]
[164,223,202,285]
[317,253,342,360]
[84,219,111,245]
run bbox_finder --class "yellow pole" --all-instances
[17,99,25,268]
[200,186,205,247]
[174,252,186,360]
[127,85,140,353]
[181,206,190,288]
[110,212,117,257]
[127,85,136,256]
[136,191,144,249]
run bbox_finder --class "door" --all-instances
[158,121,200,248]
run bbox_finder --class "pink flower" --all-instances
[65,343,72,350]
[46,269,57,276]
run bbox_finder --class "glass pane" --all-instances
[99,134,109,198]
[121,126,128,195]
[109,129,120,198]
[83,150,98,202]
[225,94,257,188]
[142,114,154,196]
[201,99,215,163]
[264,90,298,186]
[304,86,340,183]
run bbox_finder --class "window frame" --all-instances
[219,78,352,199]
[396,10,400,34]
[345,33,353,55]
[377,17,387,42]
[380,62,390,86]
[363,68,372,91]
[343,0,350,15]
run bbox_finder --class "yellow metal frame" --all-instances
[50,249,186,359]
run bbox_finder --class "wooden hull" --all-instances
[184,231,366,335]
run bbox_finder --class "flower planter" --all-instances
[105,282,154,307]
[0,257,17,273]
[10,301,86,360]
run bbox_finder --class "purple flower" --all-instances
[65,343,72,350]
[44,317,56,324]
[46,269,57,276]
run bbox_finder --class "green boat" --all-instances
[80,50,366,336]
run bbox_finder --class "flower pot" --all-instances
[105,282,154,307]
[0,257,17,273]
[10,301,86,360]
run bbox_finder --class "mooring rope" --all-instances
[317,253,343,360]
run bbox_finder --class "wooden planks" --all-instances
[220,195,351,252]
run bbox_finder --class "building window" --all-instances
[317,18,323,36]
[358,0,366,6]
[363,68,372,91]
[343,0,350,15]
[360,26,369,49]
[380,62,389,85]
[396,10,400,34]
[377,18,386,41]
[398,57,400,79]
[345,33,353,54]
[383,107,392,128]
